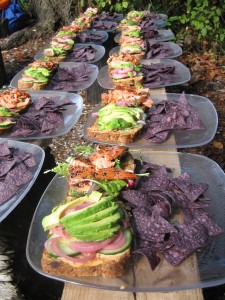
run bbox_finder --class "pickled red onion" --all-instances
[69,235,117,253]
[100,230,125,250]
[51,237,96,263]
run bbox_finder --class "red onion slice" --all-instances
[50,237,96,263]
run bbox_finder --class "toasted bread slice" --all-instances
[112,75,143,88]
[41,248,130,278]
[43,55,66,63]
[86,119,142,144]
[18,79,48,90]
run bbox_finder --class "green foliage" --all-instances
[167,0,225,52]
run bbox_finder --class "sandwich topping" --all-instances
[96,104,145,131]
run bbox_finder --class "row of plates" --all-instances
[2,19,225,293]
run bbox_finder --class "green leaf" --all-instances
[220,34,225,42]
[73,145,94,157]
[115,3,122,11]
[122,1,128,8]
[216,7,222,16]
[44,162,69,178]
[213,16,219,23]
[201,27,207,37]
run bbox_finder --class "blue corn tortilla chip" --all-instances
[133,206,177,242]
[5,163,33,187]
[69,45,96,62]
[136,166,170,191]
[170,173,209,202]
[0,141,11,156]
[134,246,161,271]
[144,93,205,143]
[121,159,223,271]
[51,63,94,91]
[92,21,117,31]
[0,181,19,205]
[0,141,36,205]
[10,96,73,137]
[76,32,104,43]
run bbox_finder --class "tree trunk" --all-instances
[0,0,82,50]
[28,0,82,31]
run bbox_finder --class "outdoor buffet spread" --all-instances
[0,5,225,300]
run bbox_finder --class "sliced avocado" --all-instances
[67,225,121,242]
[64,203,119,226]
[57,30,73,37]
[100,111,137,123]
[122,19,137,25]
[42,191,102,231]
[99,118,133,131]
[65,211,121,235]
[0,107,18,117]
[60,196,115,227]
[98,229,132,255]
[121,45,142,52]
[110,61,134,69]
[24,67,50,81]
[98,104,143,120]
[52,46,67,56]
[0,121,14,128]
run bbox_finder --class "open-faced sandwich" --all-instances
[41,145,134,278]
[101,87,153,110]
[126,10,146,24]
[18,66,51,90]
[0,88,31,113]
[107,53,143,88]
[71,16,91,32]
[86,103,145,144]
[83,7,99,22]
[43,34,75,63]
[41,190,132,277]
[121,25,142,39]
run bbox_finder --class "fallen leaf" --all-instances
[212,141,224,149]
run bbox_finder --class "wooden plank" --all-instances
[62,284,135,300]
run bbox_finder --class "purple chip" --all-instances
[0,181,19,205]
[136,166,169,191]
[0,159,16,177]
[5,163,33,187]
[128,158,223,271]
[0,141,11,157]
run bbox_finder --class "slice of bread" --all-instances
[41,248,131,278]
[112,75,143,88]
[18,79,48,90]
[43,55,66,63]
[86,120,142,144]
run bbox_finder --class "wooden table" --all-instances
[61,87,204,300]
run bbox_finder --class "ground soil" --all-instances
[0,33,224,299]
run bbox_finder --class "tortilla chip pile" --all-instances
[10,96,74,137]
[0,141,36,205]
[144,93,205,143]
[121,160,223,270]
[51,63,96,91]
